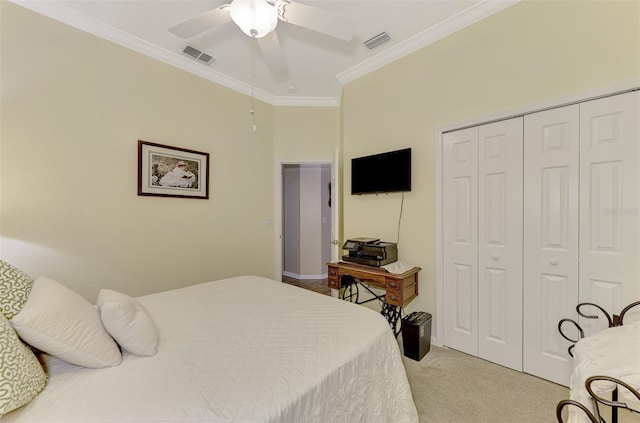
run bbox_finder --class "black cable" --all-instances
[396,191,405,245]
[396,193,407,322]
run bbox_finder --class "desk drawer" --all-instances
[328,276,340,289]
[386,282,417,306]
[386,291,402,306]
[386,277,402,291]
[328,266,339,277]
[386,275,416,292]
[341,268,386,285]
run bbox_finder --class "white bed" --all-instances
[4,275,418,422]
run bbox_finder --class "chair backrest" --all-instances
[586,375,640,423]
[556,399,598,423]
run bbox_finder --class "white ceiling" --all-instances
[13,0,517,106]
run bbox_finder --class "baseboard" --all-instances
[283,271,328,280]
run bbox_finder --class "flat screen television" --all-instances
[351,148,411,195]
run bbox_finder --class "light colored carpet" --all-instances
[400,342,639,423]
[400,343,567,422]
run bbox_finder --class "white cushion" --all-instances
[10,276,122,368]
[97,289,159,356]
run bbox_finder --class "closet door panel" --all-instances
[477,117,523,371]
[443,127,479,355]
[523,105,579,386]
[580,91,640,333]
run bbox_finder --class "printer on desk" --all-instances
[342,237,398,267]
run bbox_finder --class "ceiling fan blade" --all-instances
[168,6,231,39]
[257,31,287,74]
[277,1,355,41]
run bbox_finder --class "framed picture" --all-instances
[138,140,209,199]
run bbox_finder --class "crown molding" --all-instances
[337,0,519,85]
[9,0,303,106]
[11,0,516,108]
[272,96,339,107]
[10,0,341,107]
[438,78,640,133]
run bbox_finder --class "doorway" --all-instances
[281,163,332,286]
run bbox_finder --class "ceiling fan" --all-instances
[168,0,355,74]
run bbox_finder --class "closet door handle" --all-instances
[550,259,559,266]
[492,254,500,260]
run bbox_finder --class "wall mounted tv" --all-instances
[351,148,411,195]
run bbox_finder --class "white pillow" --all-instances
[10,276,122,368]
[96,289,159,356]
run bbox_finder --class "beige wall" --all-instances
[0,2,275,300]
[2,0,638,316]
[273,106,341,163]
[273,106,341,277]
[342,0,640,329]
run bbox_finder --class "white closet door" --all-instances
[477,117,523,371]
[523,105,579,386]
[580,91,640,334]
[443,127,479,355]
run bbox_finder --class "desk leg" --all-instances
[340,277,359,303]
[342,283,360,304]
[380,302,402,337]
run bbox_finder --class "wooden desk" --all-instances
[327,261,420,307]
[327,262,420,336]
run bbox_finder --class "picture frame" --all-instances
[138,140,210,199]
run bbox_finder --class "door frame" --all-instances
[275,158,338,281]
[435,79,639,348]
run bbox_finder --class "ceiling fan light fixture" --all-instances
[229,0,278,38]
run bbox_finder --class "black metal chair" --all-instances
[556,301,640,423]
[556,398,599,422]
[585,375,640,423]
[558,301,640,357]
[556,376,640,423]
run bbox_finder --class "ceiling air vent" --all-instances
[363,32,391,50]
[181,45,216,66]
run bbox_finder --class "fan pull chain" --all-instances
[250,35,257,132]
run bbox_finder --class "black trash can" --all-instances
[401,312,432,361]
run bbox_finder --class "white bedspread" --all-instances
[5,276,418,422]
